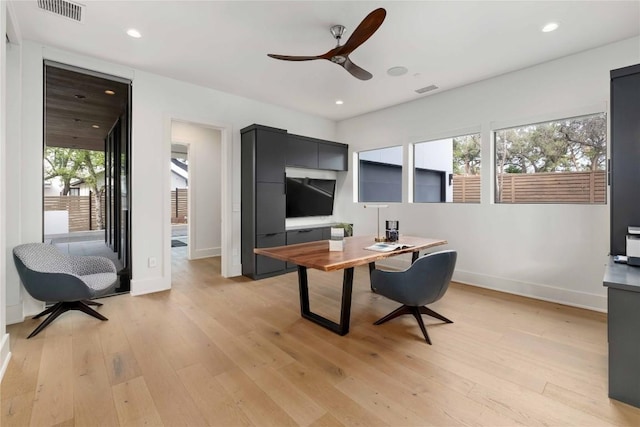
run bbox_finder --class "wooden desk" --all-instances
[255,235,447,335]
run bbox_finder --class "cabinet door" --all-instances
[256,182,285,234]
[287,135,318,169]
[319,142,348,171]
[256,233,286,275]
[611,66,640,255]
[256,128,286,183]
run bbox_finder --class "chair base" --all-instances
[373,304,452,344]
[28,300,108,339]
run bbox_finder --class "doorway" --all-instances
[170,121,222,264]
[43,62,132,293]
[170,143,189,255]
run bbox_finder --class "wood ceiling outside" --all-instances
[45,65,128,152]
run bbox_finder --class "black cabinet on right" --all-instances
[610,64,640,256]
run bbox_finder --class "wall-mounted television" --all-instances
[286,177,336,218]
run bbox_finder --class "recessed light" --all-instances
[104,90,116,95]
[92,124,100,129]
[127,28,142,38]
[335,100,344,105]
[387,66,408,77]
[542,22,559,33]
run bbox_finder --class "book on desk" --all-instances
[365,242,414,252]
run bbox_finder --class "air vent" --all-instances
[415,84,439,94]
[37,0,85,23]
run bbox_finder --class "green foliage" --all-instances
[495,113,606,174]
[452,134,481,175]
[44,147,105,195]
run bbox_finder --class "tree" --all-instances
[495,113,606,174]
[43,147,85,195]
[453,134,481,175]
[44,147,106,229]
[558,114,607,171]
[77,150,106,230]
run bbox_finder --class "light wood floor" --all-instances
[3,250,640,426]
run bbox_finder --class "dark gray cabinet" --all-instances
[287,134,348,171]
[256,183,285,234]
[287,135,318,169]
[242,123,349,280]
[319,142,348,171]
[603,258,640,408]
[605,63,640,409]
[610,64,640,256]
[241,124,287,279]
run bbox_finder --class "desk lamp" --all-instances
[364,204,388,242]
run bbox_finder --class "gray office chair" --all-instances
[371,250,457,344]
[13,243,118,338]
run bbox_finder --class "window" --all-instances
[413,133,481,203]
[358,146,402,202]
[495,113,606,204]
[68,188,80,196]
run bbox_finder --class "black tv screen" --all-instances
[286,177,336,218]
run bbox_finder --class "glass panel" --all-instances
[358,146,403,202]
[413,133,481,203]
[495,113,606,204]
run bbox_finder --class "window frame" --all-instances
[492,111,607,205]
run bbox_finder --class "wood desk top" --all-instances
[254,235,447,272]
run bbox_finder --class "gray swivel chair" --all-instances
[370,250,457,344]
[13,243,118,338]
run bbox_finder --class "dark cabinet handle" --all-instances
[298,229,312,233]
[264,233,278,237]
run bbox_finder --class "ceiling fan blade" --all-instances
[342,58,372,81]
[339,8,386,56]
[267,54,323,61]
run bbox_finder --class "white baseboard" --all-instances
[6,304,24,325]
[0,333,11,383]
[191,246,221,260]
[374,258,607,312]
[130,276,171,296]
[453,269,607,313]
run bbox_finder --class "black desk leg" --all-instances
[369,262,376,290]
[297,265,355,336]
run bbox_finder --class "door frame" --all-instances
[164,115,232,278]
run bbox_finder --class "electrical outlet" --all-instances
[148,257,157,268]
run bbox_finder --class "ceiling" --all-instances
[45,65,128,151]
[10,1,640,121]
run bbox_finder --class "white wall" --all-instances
[336,36,640,312]
[9,41,336,308]
[171,121,221,259]
[0,0,10,380]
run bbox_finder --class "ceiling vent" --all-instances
[415,85,439,94]
[37,0,85,23]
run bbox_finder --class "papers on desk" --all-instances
[365,242,414,252]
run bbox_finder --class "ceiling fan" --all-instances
[267,8,387,81]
